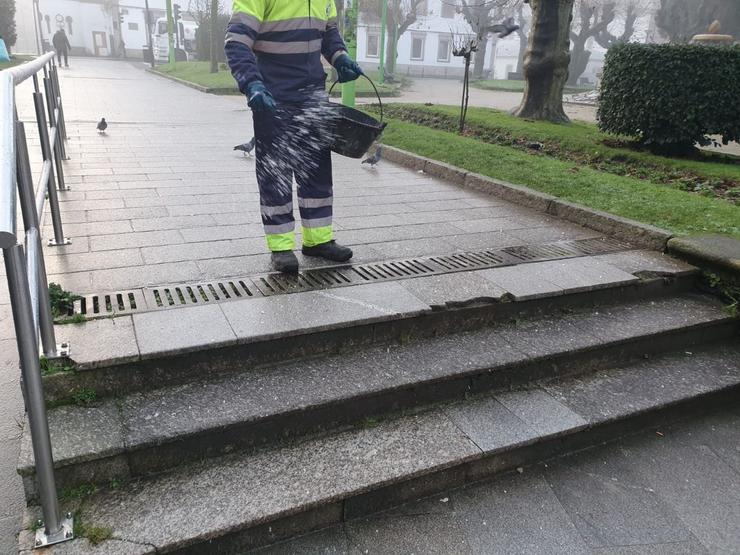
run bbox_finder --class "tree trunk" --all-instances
[567,36,589,86]
[516,30,527,74]
[472,36,488,79]
[513,0,574,123]
[385,23,398,76]
[209,0,218,73]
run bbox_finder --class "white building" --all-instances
[13,0,173,59]
[357,0,650,84]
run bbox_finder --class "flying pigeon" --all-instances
[233,137,255,156]
[490,17,520,39]
[361,145,382,167]
[96,118,107,134]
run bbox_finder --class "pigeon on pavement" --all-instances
[96,118,107,134]
[490,17,520,39]
[361,145,382,167]
[234,137,255,156]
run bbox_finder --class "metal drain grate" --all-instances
[147,279,256,308]
[70,237,632,317]
[72,290,146,317]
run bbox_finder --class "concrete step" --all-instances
[19,292,737,502]
[44,250,697,403]
[18,339,740,554]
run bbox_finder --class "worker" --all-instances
[225,0,362,274]
[52,28,71,68]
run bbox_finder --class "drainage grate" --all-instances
[71,237,632,317]
[72,290,146,317]
[147,279,256,308]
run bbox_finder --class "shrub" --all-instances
[598,43,740,154]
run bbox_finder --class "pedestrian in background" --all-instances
[52,28,71,68]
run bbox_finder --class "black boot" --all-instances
[271,250,299,274]
[302,240,353,262]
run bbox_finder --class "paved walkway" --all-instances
[254,405,740,554]
[0,58,734,552]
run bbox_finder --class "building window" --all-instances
[366,33,379,57]
[440,1,456,19]
[437,37,450,62]
[128,22,139,31]
[411,35,425,60]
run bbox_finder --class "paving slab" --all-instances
[544,447,693,549]
[544,344,740,424]
[593,250,697,277]
[476,264,564,300]
[18,400,124,472]
[220,282,430,343]
[494,389,588,437]
[74,409,479,551]
[398,271,509,307]
[133,303,237,358]
[57,316,139,369]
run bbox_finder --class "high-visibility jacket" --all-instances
[225,0,347,103]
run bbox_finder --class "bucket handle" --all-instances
[328,73,384,124]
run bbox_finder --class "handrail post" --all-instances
[32,91,69,247]
[42,73,68,192]
[15,119,65,358]
[3,245,73,548]
[50,64,69,157]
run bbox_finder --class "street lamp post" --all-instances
[341,0,358,108]
[378,0,387,84]
[166,0,175,66]
[144,0,154,68]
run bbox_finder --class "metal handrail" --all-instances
[0,53,74,548]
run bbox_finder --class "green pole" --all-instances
[341,0,358,108]
[166,0,175,67]
[378,0,387,84]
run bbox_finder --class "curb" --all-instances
[146,67,240,95]
[381,145,674,251]
[667,234,740,277]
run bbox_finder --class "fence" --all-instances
[0,53,74,548]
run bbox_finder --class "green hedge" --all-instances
[598,43,740,153]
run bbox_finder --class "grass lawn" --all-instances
[154,61,403,97]
[380,104,740,204]
[372,111,739,239]
[0,55,35,71]
[471,79,593,95]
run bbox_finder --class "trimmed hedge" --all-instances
[598,43,740,153]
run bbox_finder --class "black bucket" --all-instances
[327,75,386,159]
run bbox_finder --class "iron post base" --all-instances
[47,238,71,247]
[34,514,74,548]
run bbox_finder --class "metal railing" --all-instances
[1,53,74,548]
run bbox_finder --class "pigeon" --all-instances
[233,137,255,156]
[96,118,107,134]
[490,17,520,39]
[361,145,382,167]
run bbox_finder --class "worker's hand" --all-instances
[334,54,363,83]
[246,81,277,114]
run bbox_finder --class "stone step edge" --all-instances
[20,309,737,500]
[381,145,674,252]
[42,274,695,404]
[18,357,740,554]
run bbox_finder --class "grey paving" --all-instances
[544,344,740,423]
[18,400,124,472]
[73,409,479,550]
[221,282,430,343]
[494,389,588,436]
[133,303,237,357]
[398,271,508,307]
[56,316,139,369]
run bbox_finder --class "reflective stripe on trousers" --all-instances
[253,103,336,251]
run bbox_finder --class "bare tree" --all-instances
[569,0,652,86]
[361,0,427,79]
[460,0,522,79]
[513,0,575,123]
